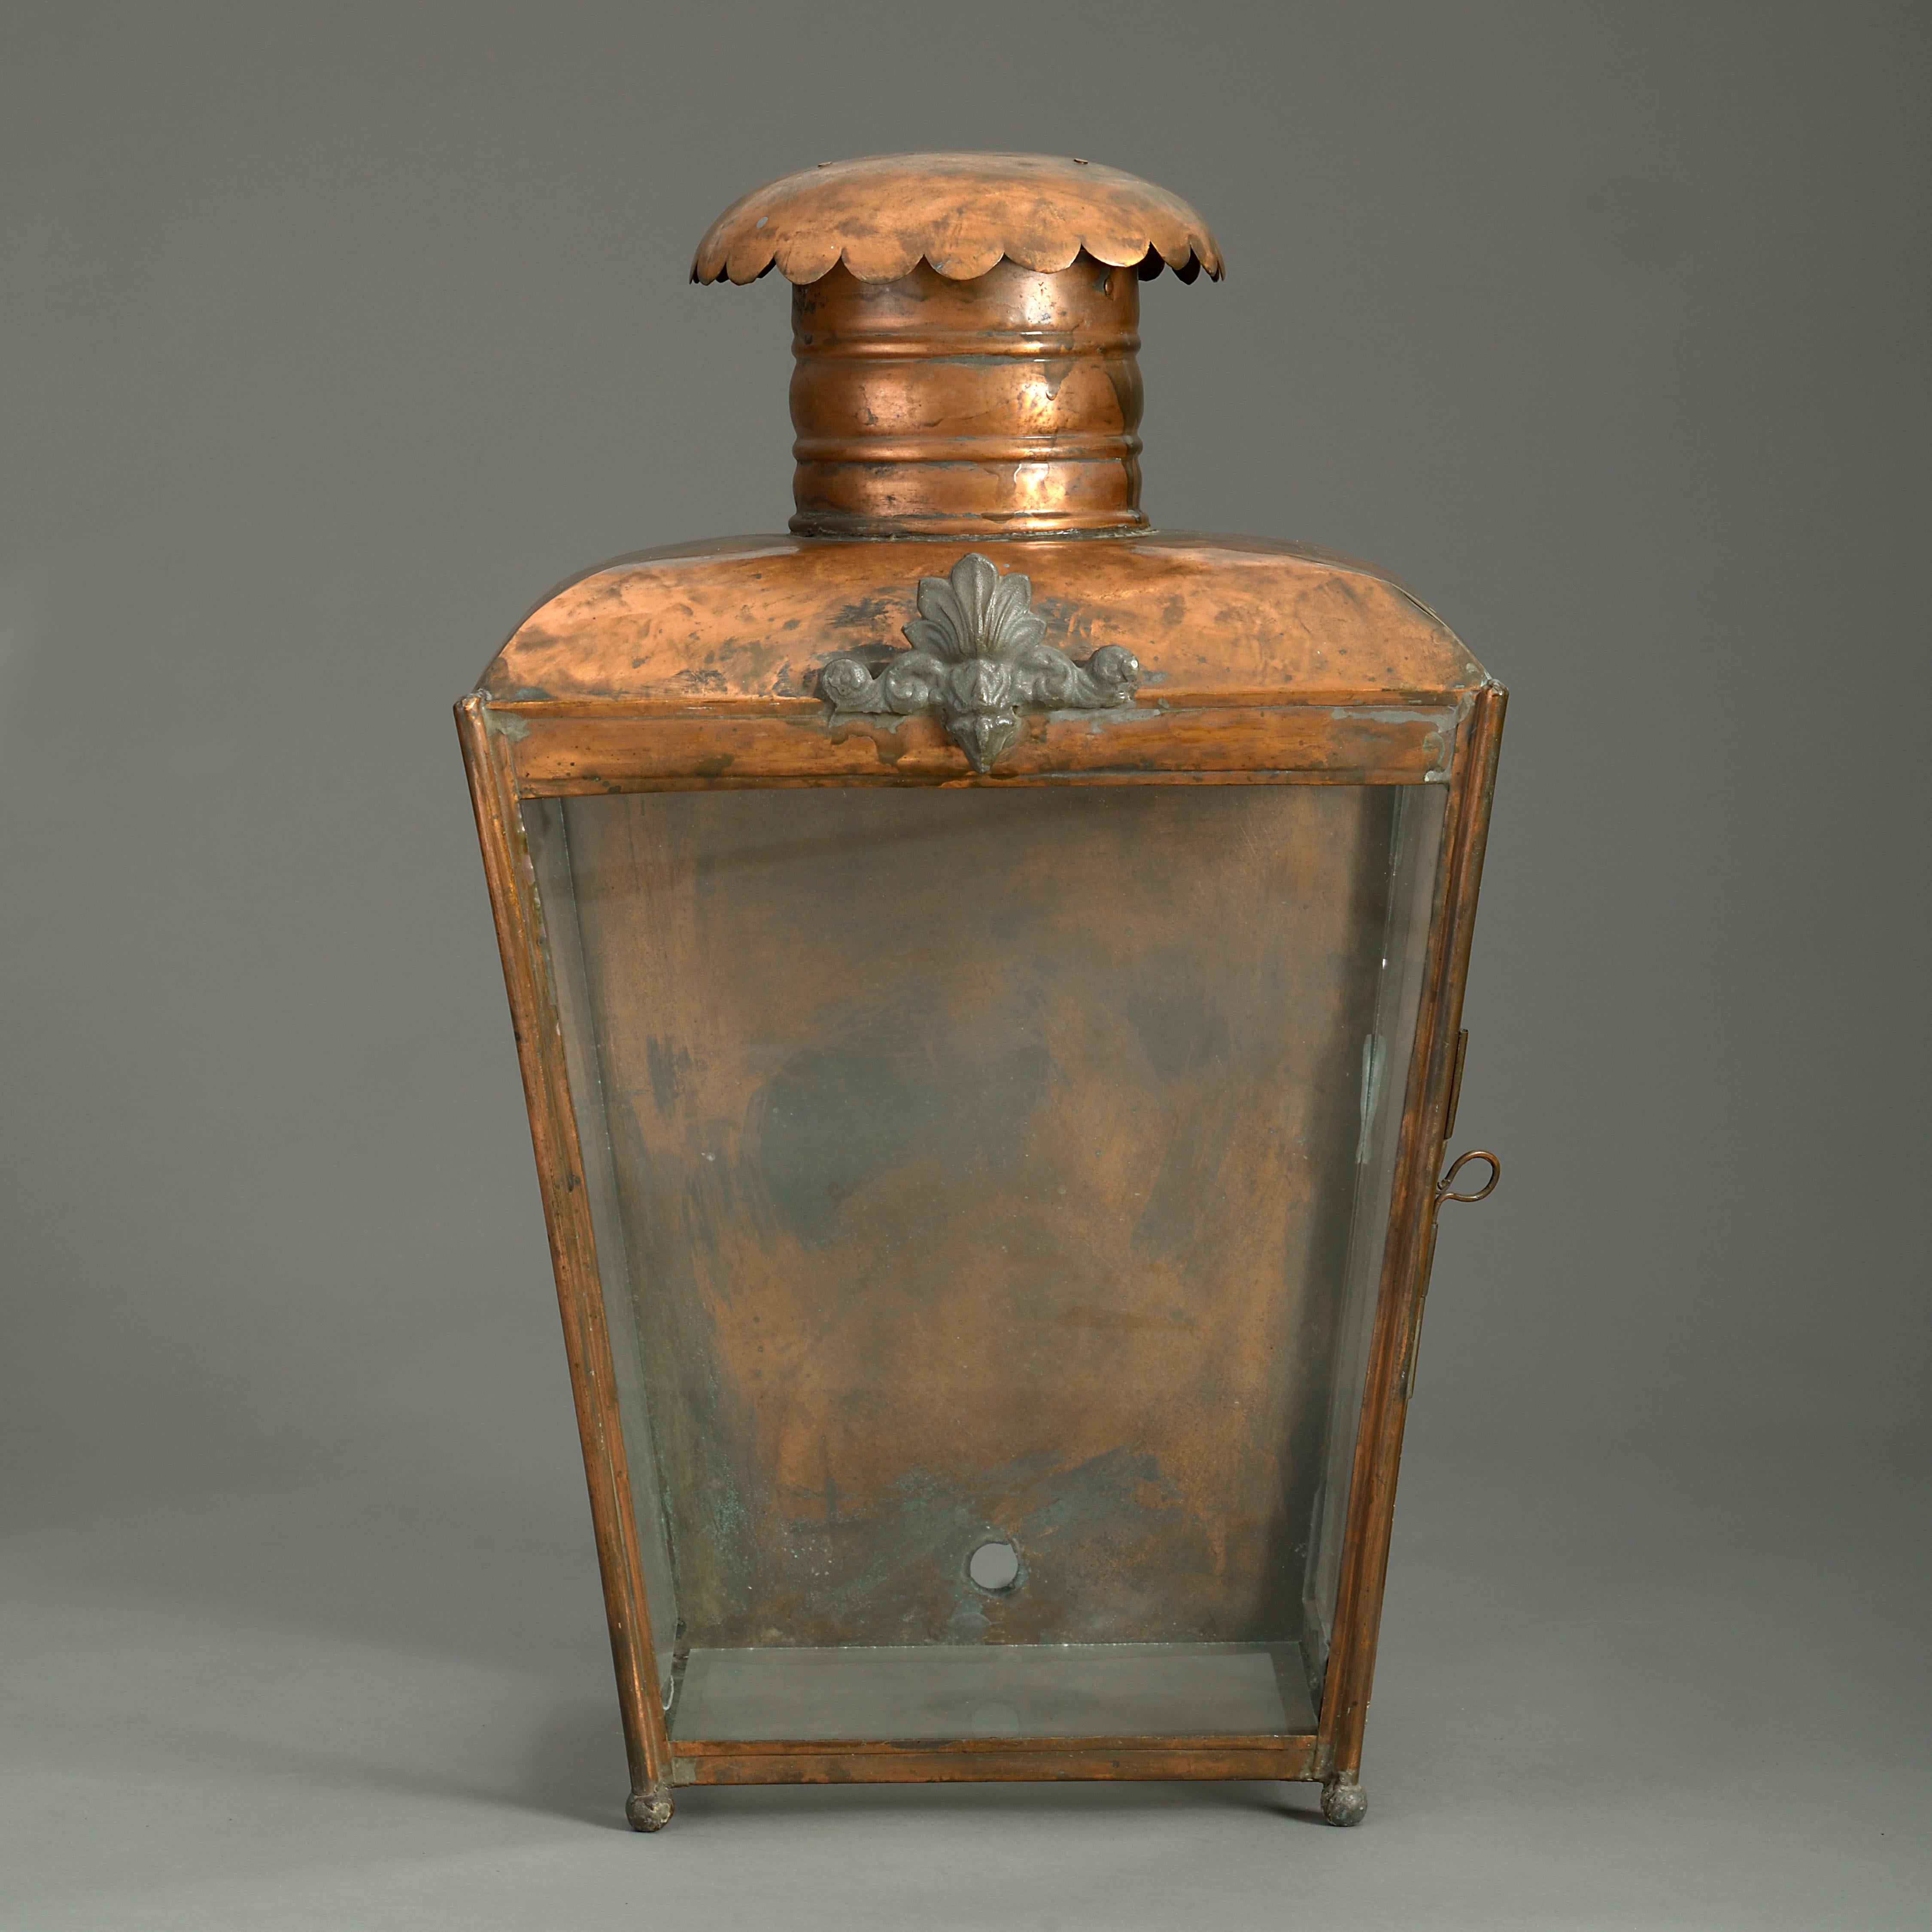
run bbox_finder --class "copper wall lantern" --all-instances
[458,152,1505,1832]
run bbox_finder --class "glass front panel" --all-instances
[529,782,1443,1741]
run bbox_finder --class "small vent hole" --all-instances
[968,1540,1021,1593]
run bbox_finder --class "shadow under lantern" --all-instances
[457,153,1505,1832]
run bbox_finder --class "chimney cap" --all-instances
[692,152,1222,288]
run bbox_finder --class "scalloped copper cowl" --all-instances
[693,154,1221,538]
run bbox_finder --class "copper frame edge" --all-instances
[482,690,1485,719]
[498,705,1460,794]
[455,696,674,1805]
[519,770,1444,796]
[671,1736,1324,1786]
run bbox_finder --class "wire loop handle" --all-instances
[1400,1149,1503,1400]
[1435,1148,1501,1205]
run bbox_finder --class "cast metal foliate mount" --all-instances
[818,552,1142,772]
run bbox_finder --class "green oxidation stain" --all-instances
[1027,593,1081,642]
[1130,1118,1233,1263]
[644,1036,693,1116]
[1128,990,1230,1078]
[830,596,896,637]
[747,1042,1052,1248]
[1124,988,1237,1262]
[762,1446,1216,1647]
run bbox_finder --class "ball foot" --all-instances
[626,1786,674,1832]
[1320,1773,1367,1827]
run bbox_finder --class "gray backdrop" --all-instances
[3,3,1926,1927]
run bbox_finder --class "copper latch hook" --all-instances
[1435,1147,1501,1206]
[1401,1149,1501,1398]
[1399,1054,1502,1396]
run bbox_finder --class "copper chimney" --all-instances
[459,152,1505,1833]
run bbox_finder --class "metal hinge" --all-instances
[1399,1031,1501,1399]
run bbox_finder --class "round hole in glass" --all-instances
[967,1540,1021,1593]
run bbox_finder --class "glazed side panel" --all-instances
[455,698,675,1814]
[1318,686,1507,1773]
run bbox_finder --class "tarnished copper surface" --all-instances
[692,152,1221,287]
[694,153,1216,534]
[558,783,1429,1654]
[479,532,1487,709]
[460,144,1509,1821]
[789,259,1146,536]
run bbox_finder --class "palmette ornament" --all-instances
[458,153,1504,1832]
[819,553,1142,773]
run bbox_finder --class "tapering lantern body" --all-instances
[458,154,1504,1831]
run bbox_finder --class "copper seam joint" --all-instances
[793,338,1142,362]
[792,434,1144,463]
